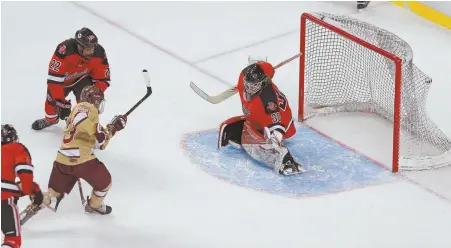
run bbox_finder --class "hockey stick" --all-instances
[76,71,152,208]
[20,200,57,226]
[125,69,152,116]
[81,70,151,206]
[78,179,86,205]
[190,83,237,104]
[190,53,302,104]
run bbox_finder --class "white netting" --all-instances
[301,12,451,171]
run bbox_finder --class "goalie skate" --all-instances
[279,153,306,176]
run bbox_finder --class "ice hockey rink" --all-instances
[2,1,451,247]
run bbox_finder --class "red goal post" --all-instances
[298,12,451,173]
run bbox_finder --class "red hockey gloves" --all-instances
[55,99,72,120]
[107,115,127,136]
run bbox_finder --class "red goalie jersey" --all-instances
[236,61,295,139]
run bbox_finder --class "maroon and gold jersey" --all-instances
[236,62,295,139]
[56,102,113,166]
[1,142,34,200]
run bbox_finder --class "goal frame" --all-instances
[298,13,403,173]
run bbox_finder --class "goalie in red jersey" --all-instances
[32,27,111,131]
[218,60,305,175]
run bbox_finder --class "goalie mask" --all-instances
[80,85,105,114]
[243,63,270,101]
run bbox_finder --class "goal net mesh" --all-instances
[300,12,451,171]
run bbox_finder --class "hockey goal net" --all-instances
[299,12,451,172]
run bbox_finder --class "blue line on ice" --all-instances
[182,123,395,198]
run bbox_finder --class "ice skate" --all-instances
[31,117,59,130]
[279,153,305,175]
[85,197,112,215]
[357,1,370,12]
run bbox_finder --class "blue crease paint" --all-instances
[182,123,395,197]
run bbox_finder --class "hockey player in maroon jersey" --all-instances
[218,61,305,175]
[1,124,43,248]
[32,27,111,131]
[40,85,127,215]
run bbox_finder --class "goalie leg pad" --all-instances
[218,115,246,149]
[241,121,288,173]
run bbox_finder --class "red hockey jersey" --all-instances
[47,38,111,101]
[1,143,35,200]
[236,61,295,139]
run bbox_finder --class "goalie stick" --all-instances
[190,53,302,104]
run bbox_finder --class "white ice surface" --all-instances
[2,2,451,248]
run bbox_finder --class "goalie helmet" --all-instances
[75,27,98,59]
[1,124,18,145]
[243,63,270,100]
[80,85,105,114]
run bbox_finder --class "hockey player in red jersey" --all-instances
[218,60,305,175]
[1,124,43,248]
[32,27,111,131]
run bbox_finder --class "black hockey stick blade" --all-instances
[126,69,153,116]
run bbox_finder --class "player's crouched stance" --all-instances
[2,125,43,247]
[218,61,305,175]
[41,85,127,215]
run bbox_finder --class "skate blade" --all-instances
[281,167,306,176]
[282,171,304,176]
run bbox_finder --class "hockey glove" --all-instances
[264,127,283,148]
[107,115,127,135]
[30,182,43,207]
[55,99,72,120]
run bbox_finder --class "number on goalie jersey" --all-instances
[236,61,295,138]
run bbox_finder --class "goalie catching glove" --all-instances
[107,115,127,136]
[264,127,283,148]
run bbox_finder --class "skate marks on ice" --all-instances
[182,123,395,198]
